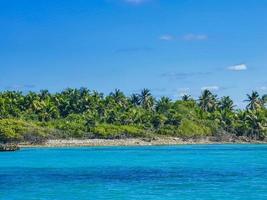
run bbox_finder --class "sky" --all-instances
[0,0,267,107]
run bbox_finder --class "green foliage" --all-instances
[157,119,214,138]
[45,114,87,138]
[91,124,147,138]
[178,119,214,137]
[0,119,47,143]
[0,88,266,143]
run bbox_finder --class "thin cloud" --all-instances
[182,34,208,41]
[201,86,220,91]
[159,34,175,41]
[228,64,247,71]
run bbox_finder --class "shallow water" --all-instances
[1,144,267,200]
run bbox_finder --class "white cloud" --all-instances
[159,34,175,41]
[182,34,208,41]
[228,64,247,71]
[201,86,219,91]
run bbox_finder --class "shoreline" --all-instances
[19,137,267,148]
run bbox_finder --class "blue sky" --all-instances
[0,0,267,107]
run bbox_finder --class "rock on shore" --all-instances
[0,144,20,151]
[19,136,267,148]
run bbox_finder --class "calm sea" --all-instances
[1,145,267,200]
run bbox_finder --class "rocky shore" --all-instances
[19,135,267,148]
[0,144,20,151]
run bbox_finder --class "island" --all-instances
[0,88,266,147]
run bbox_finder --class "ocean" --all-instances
[1,144,267,200]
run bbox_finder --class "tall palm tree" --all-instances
[39,90,50,100]
[245,110,266,139]
[139,89,154,110]
[79,87,90,97]
[37,99,59,121]
[245,91,261,110]
[24,92,40,110]
[219,96,235,111]
[181,94,192,101]
[130,94,140,106]
[217,109,235,132]
[109,89,126,107]
[156,97,172,113]
[198,90,218,112]
[261,94,267,107]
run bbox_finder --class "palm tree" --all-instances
[156,97,172,113]
[139,89,154,110]
[198,90,218,112]
[151,114,167,129]
[24,92,40,110]
[217,109,235,132]
[245,91,261,110]
[109,89,126,107]
[38,100,59,121]
[39,90,50,100]
[219,96,235,111]
[245,110,266,139]
[79,87,90,97]
[181,94,192,101]
[107,110,118,124]
[130,94,140,106]
[261,94,267,107]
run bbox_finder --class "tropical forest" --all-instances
[0,88,266,144]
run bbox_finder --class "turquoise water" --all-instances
[1,145,267,200]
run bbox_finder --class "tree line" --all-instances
[0,88,266,143]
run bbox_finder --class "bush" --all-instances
[45,118,86,138]
[91,124,147,139]
[0,119,47,143]
[157,125,179,136]
[177,119,213,137]
[157,119,214,138]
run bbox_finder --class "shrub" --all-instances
[91,124,147,138]
[0,119,47,143]
[157,119,214,138]
[177,119,213,137]
[45,119,86,138]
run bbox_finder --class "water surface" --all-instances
[1,144,267,200]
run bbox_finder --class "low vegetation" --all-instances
[0,88,266,144]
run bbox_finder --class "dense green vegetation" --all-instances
[0,88,266,143]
